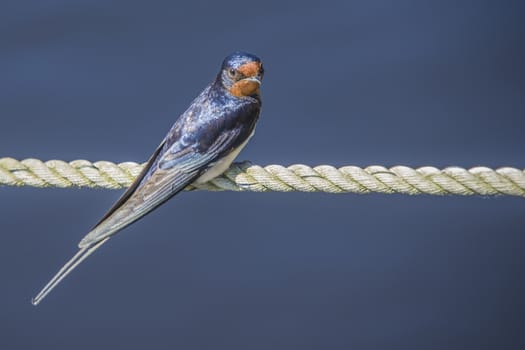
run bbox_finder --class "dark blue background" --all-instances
[1,1,524,349]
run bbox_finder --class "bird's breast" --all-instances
[193,129,255,184]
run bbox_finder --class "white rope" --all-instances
[0,157,524,197]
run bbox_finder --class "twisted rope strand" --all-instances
[0,157,524,197]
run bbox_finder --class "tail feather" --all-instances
[31,237,110,306]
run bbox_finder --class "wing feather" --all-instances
[78,127,242,248]
[93,140,166,227]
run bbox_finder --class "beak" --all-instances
[241,76,262,85]
[230,74,262,97]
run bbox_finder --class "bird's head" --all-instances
[219,51,264,98]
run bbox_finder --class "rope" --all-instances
[0,157,524,197]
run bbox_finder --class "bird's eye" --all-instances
[227,68,237,79]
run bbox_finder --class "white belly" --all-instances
[194,131,254,184]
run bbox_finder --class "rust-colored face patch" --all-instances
[237,61,261,77]
[230,79,260,97]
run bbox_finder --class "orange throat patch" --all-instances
[230,79,260,97]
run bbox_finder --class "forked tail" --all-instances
[31,237,110,306]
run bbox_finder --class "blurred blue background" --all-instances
[1,0,524,349]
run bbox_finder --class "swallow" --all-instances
[32,51,264,305]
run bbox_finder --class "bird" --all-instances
[32,51,264,305]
